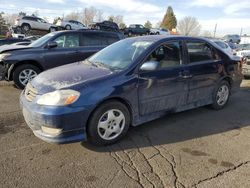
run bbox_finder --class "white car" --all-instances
[15,16,57,32]
[150,28,169,35]
[56,19,87,30]
[235,44,250,78]
[212,40,233,55]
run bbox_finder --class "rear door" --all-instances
[138,40,190,115]
[79,32,109,59]
[184,40,222,105]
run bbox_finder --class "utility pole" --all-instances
[213,23,217,38]
[240,28,243,36]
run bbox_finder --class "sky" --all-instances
[1,0,250,36]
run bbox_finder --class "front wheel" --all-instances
[87,101,130,146]
[49,27,57,32]
[13,64,41,89]
[211,81,230,110]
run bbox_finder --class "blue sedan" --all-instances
[20,36,243,145]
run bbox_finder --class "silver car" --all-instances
[56,19,87,30]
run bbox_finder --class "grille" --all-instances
[25,83,38,102]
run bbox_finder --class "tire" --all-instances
[13,64,41,89]
[244,76,250,79]
[21,24,31,32]
[65,25,71,30]
[156,32,160,35]
[87,101,130,146]
[49,27,57,32]
[211,80,230,110]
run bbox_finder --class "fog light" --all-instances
[41,126,62,136]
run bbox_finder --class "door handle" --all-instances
[181,74,193,79]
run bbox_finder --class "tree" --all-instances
[18,12,26,17]
[108,15,124,26]
[144,20,152,29]
[177,16,201,36]
[201,30,212,38]
[161,6,177,31]
[83,7,97,26]
[53,17,62,24]
[119,22,126,29]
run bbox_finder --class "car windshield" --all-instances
[88,39,153,71]
[29,33,56,47]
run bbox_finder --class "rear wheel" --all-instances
[49,27,57,32]
[65,25,71,30]
[13,64,41,89]
[21,24,31,32]
[87,101,130,146]
[211,80,230,110]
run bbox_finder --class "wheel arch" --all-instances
[86,97,133,131]
[9,60,44,80]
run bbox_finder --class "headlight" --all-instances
[0,53,11,61]
[37,90,80,106]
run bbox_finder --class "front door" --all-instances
[43,33,82,69]
[138,41,190,115]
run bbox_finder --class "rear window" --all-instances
[81,33,119,46]
[186,41,220,63]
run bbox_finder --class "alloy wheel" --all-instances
[216,85,229,106]
[19,69,38,86]
[97,109,125,141]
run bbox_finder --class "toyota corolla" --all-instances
[20,36,242,145]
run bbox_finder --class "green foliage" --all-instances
[144,20,152,29]
[160,6,177,31]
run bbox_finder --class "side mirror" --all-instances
[47,41,57,49]
[140,61,159,71]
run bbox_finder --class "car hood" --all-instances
[31,61,113,93]
[0,44,33,53]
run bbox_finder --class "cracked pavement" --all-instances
[0,80,250,188]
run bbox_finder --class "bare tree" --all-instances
[96,10,103,22]
[3,13,18,26]
[65,11,81,21]
[201,30,212,38]
[108,15,124,25]
[83,7,97,26]
[177,16,201,36]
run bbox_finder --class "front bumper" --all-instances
[20,92,89,144]
[242,64,250,76]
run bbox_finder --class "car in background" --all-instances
[123,24,150,36]
[235,44,250,78]
[89,21,119,32]
[56,19,88,30]
[0,38,31,46]
[0,30,124,89]
[212,39,233,55]
[150,28,169,35]
[15,16,57,33]
[223,34,241,44]
[20,36,242,145]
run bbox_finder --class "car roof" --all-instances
[52,29,122,35]
[128,35,214,43]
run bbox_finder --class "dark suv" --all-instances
[0,30,124,88]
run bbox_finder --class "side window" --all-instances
[81,33,109,46]
[187,41,219,63]
[53,34,80,48]
[147,41,182,69]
